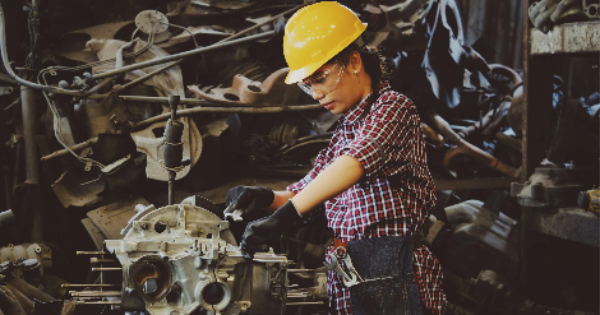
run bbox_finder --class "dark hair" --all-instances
[328,43,384,117]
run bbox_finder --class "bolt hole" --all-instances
[155,222,167,233]
[589,6,597,16]
[206,233,213,238]
[247,85,261,92]
[223,93,239,101]
[202,282,225,305]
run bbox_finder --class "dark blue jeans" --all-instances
[346,236,423,315]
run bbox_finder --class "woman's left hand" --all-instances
[241,201,302,258]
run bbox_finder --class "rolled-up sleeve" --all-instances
[339,93,414,179]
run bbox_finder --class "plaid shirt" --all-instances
[288,83,447,314]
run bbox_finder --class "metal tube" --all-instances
[75,301,121,305]
[76,251,106,255]
[115,61,182,92]
[20,85,39,185]
[7,276,55,302]
[62,284,120,288]
[40,137,98,162]
[168,171,175,205]
[91,267,122,272]
[90,258,117,264]
[131,103,322,130]
[91,31,274,80]
[427,113,518,177]
[70,291,121,297]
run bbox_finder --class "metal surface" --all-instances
[85,197,152,241]
[102,203,290,315]
[522,207,599,247]
[531,21,600,54]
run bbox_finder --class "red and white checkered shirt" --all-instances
[287,83,447,314]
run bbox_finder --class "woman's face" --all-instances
[298,53,372,115]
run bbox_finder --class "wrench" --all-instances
[324,250,361,288]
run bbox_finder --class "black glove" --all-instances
[240,200,302,258]
[223,186,274,220]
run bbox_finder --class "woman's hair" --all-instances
[328,43,384,117]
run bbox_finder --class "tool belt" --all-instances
[326,235,421,288]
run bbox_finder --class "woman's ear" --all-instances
[348,51,362,73]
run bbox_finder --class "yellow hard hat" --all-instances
[283,2,367,84]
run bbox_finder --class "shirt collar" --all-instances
[340,81,392,125]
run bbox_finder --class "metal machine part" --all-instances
[0,243,52,278]
[135,10,169,35]
[188,68,302,107]
[583,0,600,18]
[427,200,520,283]
[94,203,290,315]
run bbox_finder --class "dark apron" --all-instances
[346,235,423,315]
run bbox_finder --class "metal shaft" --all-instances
[70,291,121,297]
[91,31,274,80]
[77,251,106,255]
[91,267,122,272]
[20,85,39,185]
[75,301,121,305]
[168,171,175,205]
[62,284,120,288]
[90,258,117,264]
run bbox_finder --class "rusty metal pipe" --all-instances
[91,31,274,80]
[7,276,55,302]
[427,113,518,177]
[2,284,34,315]
[20,85,39,185]
[40,137,98,162]
[131,103,322,130]
[114,61,182,92]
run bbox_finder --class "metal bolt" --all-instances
[35,246,42,254]
[170,311,178,315]
[140,222,148,230]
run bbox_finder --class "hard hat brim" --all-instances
[284,22,367,85]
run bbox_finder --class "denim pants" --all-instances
[345,236,423,315]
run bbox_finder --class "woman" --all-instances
[225,2,447,314]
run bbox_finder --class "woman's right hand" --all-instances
[223,186,274,221]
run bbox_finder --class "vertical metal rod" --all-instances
[168,171,175,205]
[167,95,180,206]
[20,85,39,184]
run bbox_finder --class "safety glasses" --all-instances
[297,62,345,96]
